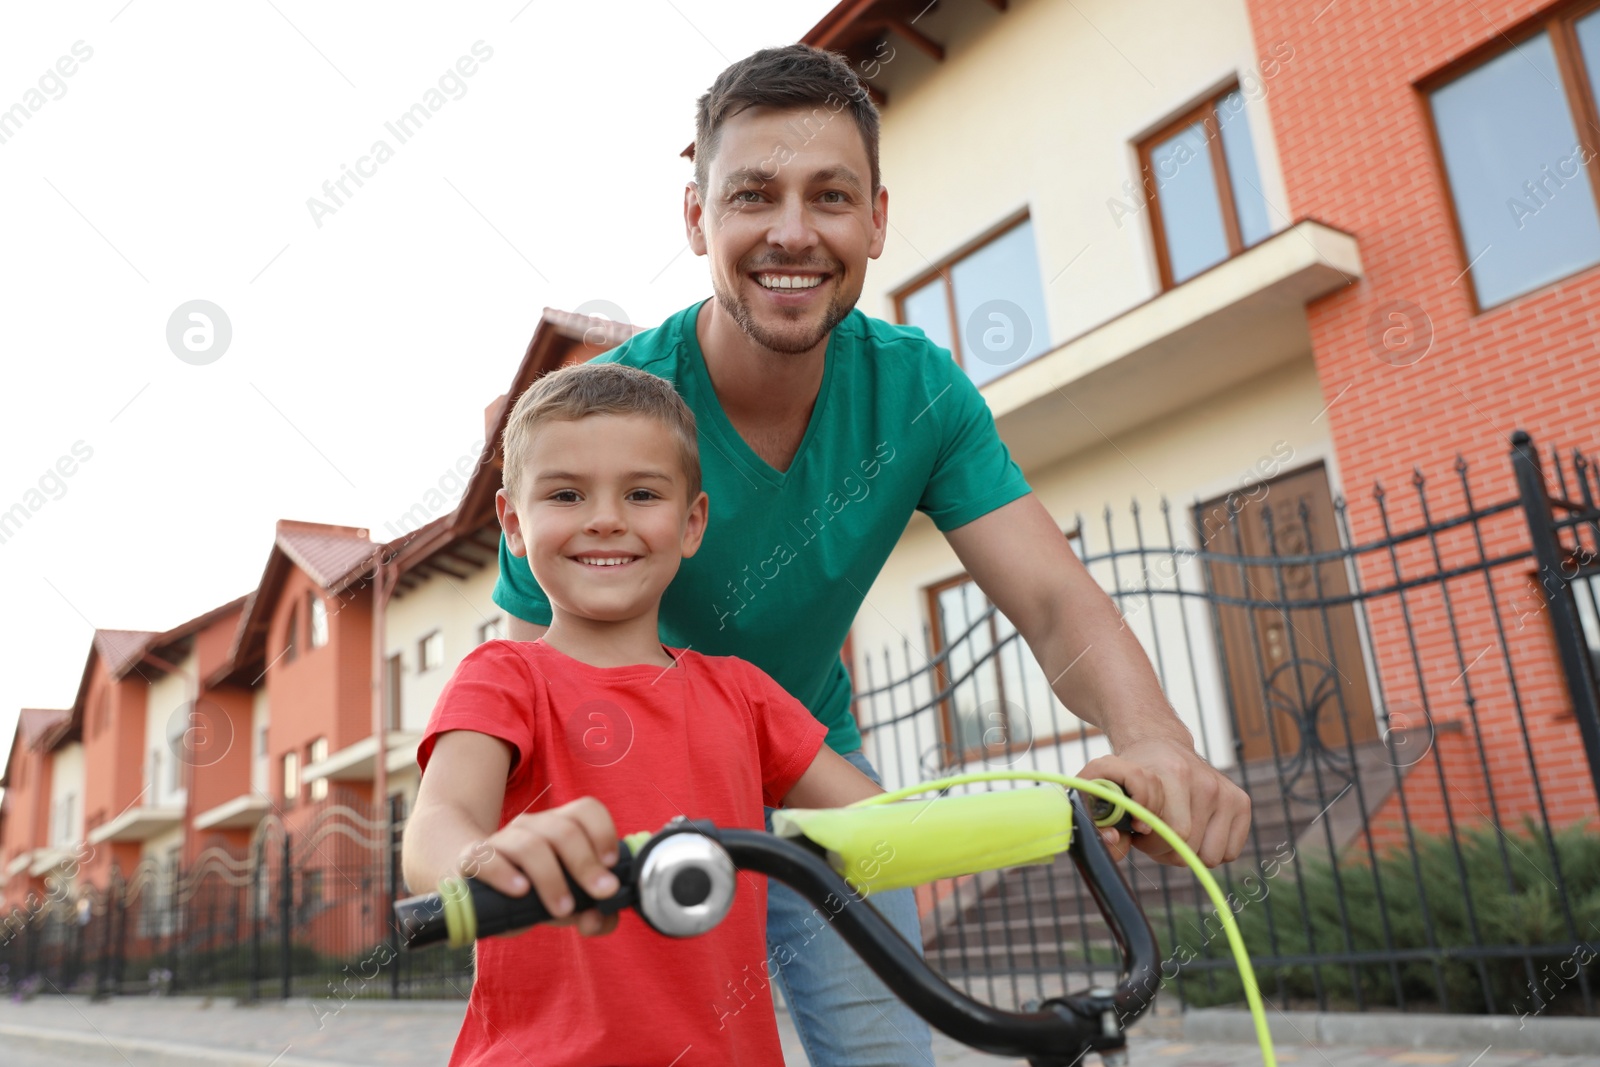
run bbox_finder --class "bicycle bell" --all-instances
[635,829,737,937]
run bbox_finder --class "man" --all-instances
[495,44,1251,1067]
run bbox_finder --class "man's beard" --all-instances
[712,275,855,355]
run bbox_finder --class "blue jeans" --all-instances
[764,750,935,1067]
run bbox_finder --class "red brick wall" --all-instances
[1244,0,1600,839]
[1,737,52,910]
[267,570,376,818]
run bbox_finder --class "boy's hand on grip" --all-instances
[456,796,622,937]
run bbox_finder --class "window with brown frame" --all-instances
[892,213,1052,388]
[1139,84,1273,289]
[385,653,403,731]
[283,605,299,665]
[1426,2,1600,310]
[281,750,299,807]
[925,528,1090,764]
[307,591,328,649]
[307,738,328,801]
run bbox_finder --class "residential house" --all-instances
[809,0,1596,844]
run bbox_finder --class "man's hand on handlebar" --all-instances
[459,797,623,938]
[1079,739,1251,869]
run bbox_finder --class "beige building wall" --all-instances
[839,0,1330,792]
[864,0,1290,336]
[47,742,84,848]
[143,655,191,813]
[251,687,270,797]
[385,563,500,737]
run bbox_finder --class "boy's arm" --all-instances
[402,730,621,936]
[780,746,884,809]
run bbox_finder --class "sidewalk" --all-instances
[1,993,1598,1066]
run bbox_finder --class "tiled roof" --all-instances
[275,523,377,588]
[93,629,161,679]
[17,708,70,748]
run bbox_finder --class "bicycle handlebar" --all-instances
[394,786,1156,1066]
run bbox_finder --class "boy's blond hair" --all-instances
[500,362,701,502]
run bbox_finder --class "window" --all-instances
[1430,9,1600,309]
[283,606,299,665]
[255,725,269,793]
[925,529,1087,764]
[1140,85,1272,288]
[307,592,329,649]
[895,215,1053,388]
[478,617,506,643]
[148,748,162,800]
[281,751,299,806]
[385,654,403,730]
[166,706,189,795]
[308,738,328,802]
[419,630,444,672]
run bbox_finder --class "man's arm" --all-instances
[942,494,1250,868]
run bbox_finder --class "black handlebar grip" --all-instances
[395,844,636,950]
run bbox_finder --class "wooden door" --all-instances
[1197,463,1377,764]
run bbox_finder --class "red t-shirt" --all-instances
[418,639,828,1067]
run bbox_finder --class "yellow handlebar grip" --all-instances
[1086,778,1131,828]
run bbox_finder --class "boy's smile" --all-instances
[496,414,707,647]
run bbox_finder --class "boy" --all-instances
[402,362,885,1066]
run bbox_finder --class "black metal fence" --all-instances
[852,432,1600,1016]
[0,797,474,1004]
[3,436,1597,1021]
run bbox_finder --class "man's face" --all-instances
[687,105,888,355]
[495,415,708,625]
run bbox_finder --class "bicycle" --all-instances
[396,773,1276,1066]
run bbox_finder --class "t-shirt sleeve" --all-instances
[417,641,539,778]
[916,357,1032,531]
[740,661,829,807]
[491,534,554,626]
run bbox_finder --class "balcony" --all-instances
[193,793,272,832]
[28,845,80,877]
[301,732,424,785]
[4,851,32,879]
[87,803,184,844]
[984,220,1363,470]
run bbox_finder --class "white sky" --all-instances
[0,1,842,779]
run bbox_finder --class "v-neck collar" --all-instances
[681,299,839,489]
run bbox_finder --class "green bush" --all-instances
[1174,818,1600,1014]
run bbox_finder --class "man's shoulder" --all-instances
[844,308,951,361]
[838,310,966,393]
[591,304,695,377]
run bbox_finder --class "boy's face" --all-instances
[686,105,889,355]
[496,414,707,626]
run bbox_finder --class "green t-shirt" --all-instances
[493,300,1031,754]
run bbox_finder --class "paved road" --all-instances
[1,994,1597,1065]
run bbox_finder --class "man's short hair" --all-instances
[694,44,881,196]
[501,362,701,502]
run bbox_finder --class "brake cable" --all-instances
[851,771,1276,1067]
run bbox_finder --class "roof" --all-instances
[94,630,162,680]
[219,520,377,686]
[0,708,72,790]
[680,1,987,160]
[17,709,70,749]
[385,307,637,599]
[278,521,379,587]
[144,595,249,674]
